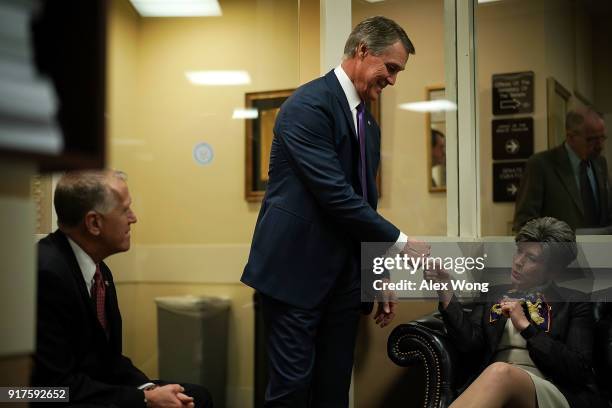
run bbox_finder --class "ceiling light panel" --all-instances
[185,70,251,86]
[232,108,258,119]
[130,0,222,17]
[398,100,457,112]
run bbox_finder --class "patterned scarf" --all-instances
[490,289,551,332]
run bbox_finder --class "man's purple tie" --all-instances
[356,102,367,200]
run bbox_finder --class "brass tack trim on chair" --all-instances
[393,332,443,408]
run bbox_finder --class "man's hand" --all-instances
[144,384,194,408]
[402,238,431,259]
[176,392,195,407]
[374,278,397,328]
[500,299,530,331]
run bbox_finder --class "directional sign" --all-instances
[493,161,526,202]
[492,71,534,115]
[492,118,533,160]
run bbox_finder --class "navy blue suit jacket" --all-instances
[242,70,400,309]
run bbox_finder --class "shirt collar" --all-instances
[564,141,583,172]
[66,236,97,295]
[334,65,362,111]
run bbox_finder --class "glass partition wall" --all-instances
[103,1,612,407]
[476,0,612,236]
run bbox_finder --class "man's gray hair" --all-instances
[515,217,577,268]
[54,170,127,228]
[343,16,415,59]
[565,106,603,133]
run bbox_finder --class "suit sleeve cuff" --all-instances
[385,232,407,257]
[520,324,538,340]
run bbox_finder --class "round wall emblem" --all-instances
[193,142,214,165]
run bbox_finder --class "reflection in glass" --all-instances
[477,0,612,236]
[427,86,446,192]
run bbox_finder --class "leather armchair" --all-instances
[387,302,612,408]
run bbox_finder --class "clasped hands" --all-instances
[373,238,431,328]
[144,384,195,408]
[499,298,530,331]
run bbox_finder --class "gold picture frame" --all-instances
[426,85,446,192]
[245,90,383,202]
[245,89,294,202]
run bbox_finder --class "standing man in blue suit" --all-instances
[242,16,428,407]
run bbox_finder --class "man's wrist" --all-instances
[138,382,157,391]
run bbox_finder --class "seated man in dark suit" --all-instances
[514,106,610,231]
[32,170,212,408]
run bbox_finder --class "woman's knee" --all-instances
[482,362,515,381]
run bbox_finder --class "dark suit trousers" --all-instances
[260,269,362,408]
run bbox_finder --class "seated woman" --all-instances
[426,217,602,408]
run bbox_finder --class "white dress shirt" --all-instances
[67,237,97,296]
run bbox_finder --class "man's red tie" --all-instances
[92,264,107,331]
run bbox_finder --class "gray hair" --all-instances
[515,217,577,268]
[54,170,127,228]
[565,106,603,133]
[343,16,415,59]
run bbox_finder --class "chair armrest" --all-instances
[388,312,475,408]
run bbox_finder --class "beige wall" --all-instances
[106,1,299,407]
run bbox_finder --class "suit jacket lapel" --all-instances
[53,230,109,340]
[324,70,358,141]
[324,70,366,197]
[552,145,584,214]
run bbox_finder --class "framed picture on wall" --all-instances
[244,89,382,201]
[245,89,294,201]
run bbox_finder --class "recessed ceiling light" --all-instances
[398,100,457,112]
[185,70,251,86]
[129,0,222,17]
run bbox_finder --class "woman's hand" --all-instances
[423,266,453,308]
[500,299,530,331]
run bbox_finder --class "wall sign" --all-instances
[493,161,526,202]
[492,71,534,115]
[492,118,533,160]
